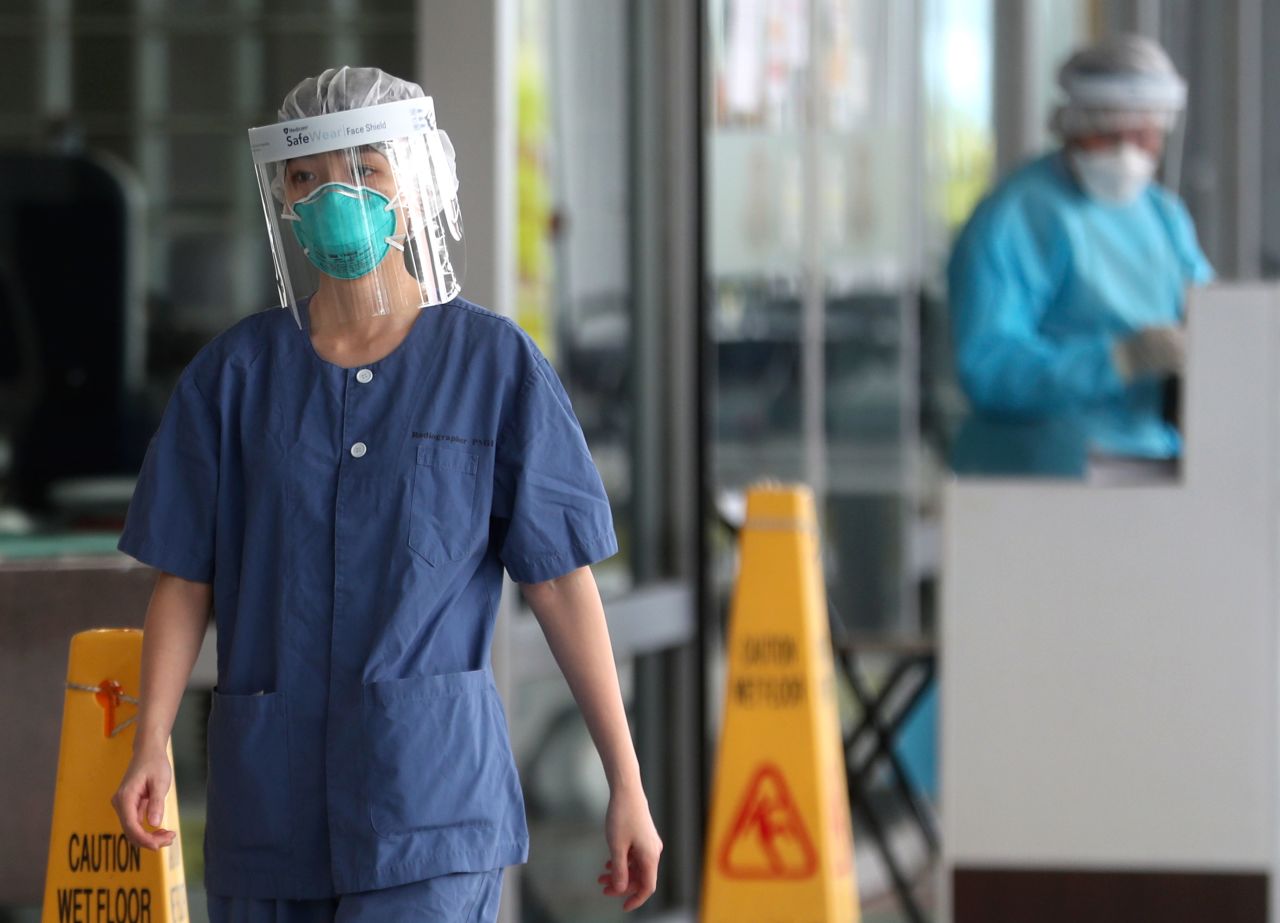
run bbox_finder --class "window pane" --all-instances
[167,134,234,207]
[73,34,136,113]
[516,0,634,596]
[710,0,932,637]
[359,0,415,13]
[261,0,323,13]
[165,230,235,324]
[168,36,236,114]
[356,33,416,87]
[0,38,40,117]
[263,35,338,105]
[72,0,133,14]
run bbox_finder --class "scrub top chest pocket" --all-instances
[408,441,481,566]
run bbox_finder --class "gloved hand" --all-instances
[1112,325,1186,381]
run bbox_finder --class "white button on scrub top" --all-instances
[356,368,373,383]
[350,442,367,458]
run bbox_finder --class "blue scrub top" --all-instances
[117,295,619,898]
[947,150,1214,475]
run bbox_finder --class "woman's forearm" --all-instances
[520,567,642,792]
[132,572,212,756]
[523,567,662,910]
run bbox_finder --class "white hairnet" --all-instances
[269,66,457,205]
[1050,34,1187,138]
[278,65,426,120]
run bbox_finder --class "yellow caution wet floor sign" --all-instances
[701,485,860,922]
[42,629,188,923]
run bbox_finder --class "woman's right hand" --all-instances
[112,746,178,851]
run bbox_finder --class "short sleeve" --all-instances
[117,369,219,583]
[492,356,618,584]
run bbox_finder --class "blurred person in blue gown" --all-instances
[947,33,1213,477]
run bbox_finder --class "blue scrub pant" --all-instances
[207,868,504,923]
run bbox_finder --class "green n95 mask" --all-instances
[284,183,398,280]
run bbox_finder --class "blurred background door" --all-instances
[502,1,703,920]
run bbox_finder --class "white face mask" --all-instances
[1068,142,1158,204]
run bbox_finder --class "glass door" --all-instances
[508,2,701,919]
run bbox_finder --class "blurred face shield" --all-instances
[1069,141,1158,205]
[248,97,465,329]
[1051,36,1189,203]
[1062,114,1169,205]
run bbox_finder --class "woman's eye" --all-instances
[356,164,377,178]
[290,170,315,185]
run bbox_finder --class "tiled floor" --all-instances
[2,850,942,921]
[860,867,938,923]
[4,892,934,923]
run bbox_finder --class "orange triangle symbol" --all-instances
[717,762,818,879]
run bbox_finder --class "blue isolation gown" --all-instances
[117,295,618,898]
[947,150,1213,476]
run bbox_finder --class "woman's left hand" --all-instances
[597,783,663,911]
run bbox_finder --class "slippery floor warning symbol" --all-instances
[718,763,818,879]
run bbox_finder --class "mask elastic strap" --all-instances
[380,189,404,250]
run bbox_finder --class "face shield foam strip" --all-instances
[249,97,439,164]
[1060,72,1187,113]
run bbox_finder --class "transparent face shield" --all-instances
[1054,70,1188,195]
[1054,106,1182,202]
[248,97,465,331]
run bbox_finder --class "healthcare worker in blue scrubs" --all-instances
[109,67,662,921]
[948,34,1214,476]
